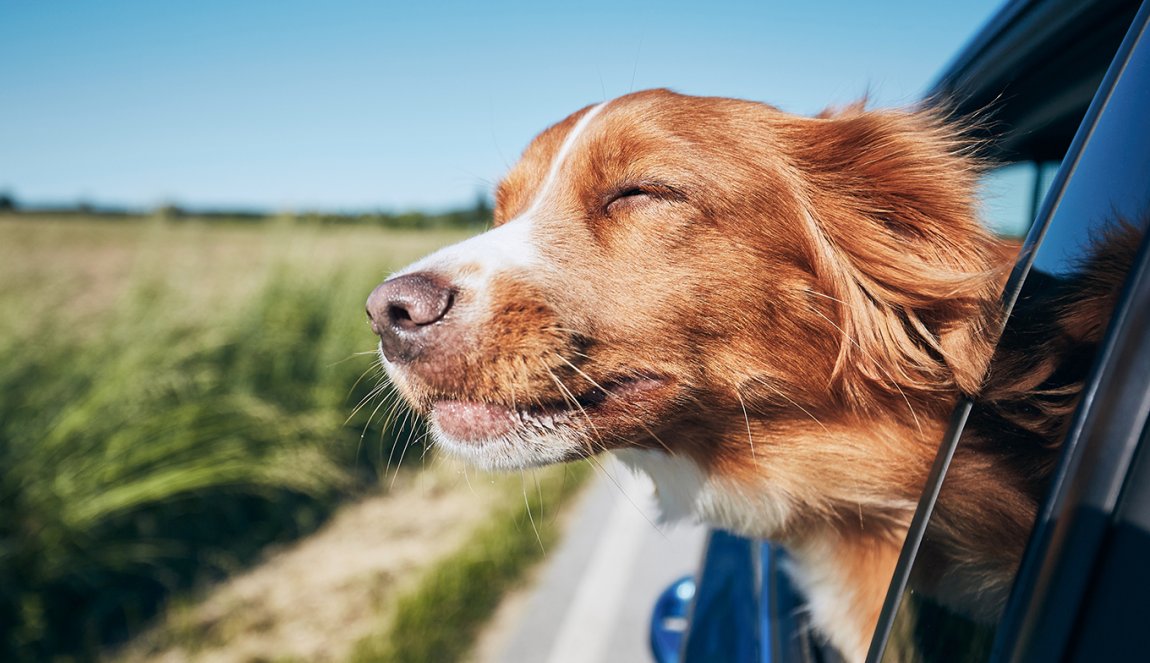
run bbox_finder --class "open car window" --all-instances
[872,3,1150,662]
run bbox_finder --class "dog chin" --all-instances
[428,419,586,470]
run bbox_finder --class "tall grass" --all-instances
[0,217,466,661]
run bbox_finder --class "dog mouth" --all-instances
[430,374,670,444]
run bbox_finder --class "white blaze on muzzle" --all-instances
[391,101,608,293]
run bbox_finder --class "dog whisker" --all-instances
[533,469,550,526]
[749,375,830,433]
[547,353,671,458]
[345,377,392,425]
[553,354,609,395]
[389,410,422,489]
[345,359,384,400]
[356,382,401,463]
[734,387,758,465]
[804,289,849,306]
[520,470,546,553]
[542,362,607,454]
[582,452,667,537]
[386,403,417,484]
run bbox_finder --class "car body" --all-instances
[652,1,1150,661]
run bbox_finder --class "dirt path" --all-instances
[114,460,509,663]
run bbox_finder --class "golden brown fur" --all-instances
[367,89,1130,659]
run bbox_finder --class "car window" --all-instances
[875,7,1150,662]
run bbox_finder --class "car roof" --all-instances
[927,0,1140,162]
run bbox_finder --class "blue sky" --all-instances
[0,0,1003,212]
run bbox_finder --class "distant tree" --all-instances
[0,191,16,211]
[154,203,186,219]
[472,191,492,225]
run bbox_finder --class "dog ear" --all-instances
[787,106,1012,405]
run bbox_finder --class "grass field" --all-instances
[0,214,479,660]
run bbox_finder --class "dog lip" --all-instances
[432,400,523,442]
[430,374,669,444]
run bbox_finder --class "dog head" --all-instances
[367,89,1007,512]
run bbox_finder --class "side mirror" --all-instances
[649,575,696,663]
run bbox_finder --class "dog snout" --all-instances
[366,272,455,362]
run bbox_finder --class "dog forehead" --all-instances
[495,103,600,222]
[495,90,701,221]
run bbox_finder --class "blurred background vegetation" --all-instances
[0,191,493,231]
[0,209,565,662]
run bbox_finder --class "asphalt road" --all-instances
[486,458,708,663]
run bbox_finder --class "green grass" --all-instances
[349,463,592,663]
[0,214,472,661]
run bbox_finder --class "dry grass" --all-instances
[112,459,520,663]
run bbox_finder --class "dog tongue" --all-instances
[433,400,518,442]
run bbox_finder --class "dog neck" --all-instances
[614,415,936,663]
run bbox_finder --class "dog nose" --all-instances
[366,272,454,362]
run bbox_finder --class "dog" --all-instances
[364,88,1092,660]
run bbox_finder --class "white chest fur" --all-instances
[612,449,795,544]
[612,448,872,663]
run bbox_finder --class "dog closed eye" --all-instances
[603,182,686,216]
